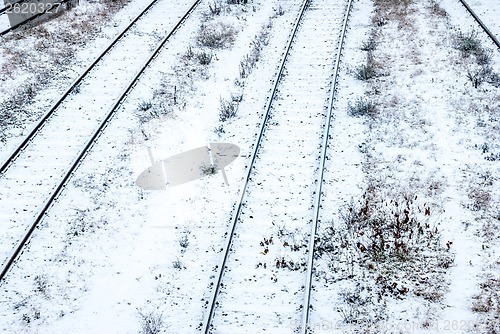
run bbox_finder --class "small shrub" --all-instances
[454,31,482,58]
[227,0,248,4]
[200,163,218,175]
[360,37,377,51]
[231,93,243,102]
[274,5,285,16]
[485,152,500,161]
[208,0,222,15]
[172,259,184,270]
[338,194,439,263]
[347,98,377,117]
[219,98,238,122]
[197,22,236,49]
[487,72,500,88]
[34,275,49,298]
[467,65,493,89]
[184,46,194,60]
[72,82,81,95]
[139,312,163,334]
[354,64,377,80]
[23,84,37,102]
[475,48,493,66]
[214,124,225,136]
[472,296,493,313]
[69,207,97,236]
[178,229,190,248]
[138,100,152,111]
[338,286,373,324]
[467,187,491,211]
[197,51,213,65]
[22,314,31,324]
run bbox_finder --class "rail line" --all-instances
[457,0,500,50]
[0,0,202,282]
[0,0,173,177]
[200,0,353,332]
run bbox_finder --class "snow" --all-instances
[0,0,499,333]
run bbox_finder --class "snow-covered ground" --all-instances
[0,0,499,333]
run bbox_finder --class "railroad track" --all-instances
[200,0,353,332]
[457,0,500,49]
[0,0,202,281]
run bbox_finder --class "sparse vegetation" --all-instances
[316,188,454,323]
[347,97,377,117]
[172,259,184,270]
[0,0,133,140]
[354,64,377,80]
[239,22,271,79]
[138,100,153,111]
[454,31,482,58]
[274,5,285,16]
[197,22,237,49]
[219,98,238,122]
[200,163,218,175]
[360,37,377,51]
[453,30,499,88]
[138,311,163,334]
[178,228,191,248]
[208,0,222,15]
[471,271,500,330]
[475,48,493,66]
[197,51,213,65]
[33,275,51,300]
[467,65,493,88]
[214,124,225,136]
[342,194,439,262]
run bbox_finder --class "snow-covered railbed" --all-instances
[441,0,500,50]
[0,0,159,148]
[205,0,350,332]
[0,0,310,332]
[0,0,199,273]
[310,0,500,332]
[0,0,498,332]
[457,0,500,45]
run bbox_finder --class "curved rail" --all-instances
[0,0,162,175]
[458,0,500,50]
[200,0,312,332]
[0,0,202,282]
[301,0,353,333]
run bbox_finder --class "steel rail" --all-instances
[300,0,353,333]
[0,0,162,175]
[0,0,72,36]
[458,0,500,50]
[200,0,313,332]
[0,0,202,282]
